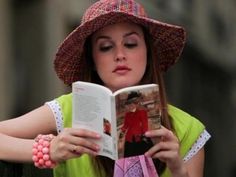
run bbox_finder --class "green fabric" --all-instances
[54,94,205,177]
[53,155,99,177]
[161,105,205,177]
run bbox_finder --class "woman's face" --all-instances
[126,102,138,112]
[92,22,147,92]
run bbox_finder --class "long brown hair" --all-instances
[81,27,173,176]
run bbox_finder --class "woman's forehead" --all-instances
[92,22,143,39]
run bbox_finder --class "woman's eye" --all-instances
[99,45,112,52]
[125,43,138,48]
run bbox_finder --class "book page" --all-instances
[114,84,161,158]
[72,81,115,159]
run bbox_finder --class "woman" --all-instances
[0,0,210,177]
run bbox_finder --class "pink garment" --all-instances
[114,155,159,177]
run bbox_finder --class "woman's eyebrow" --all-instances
[95,31,140,43]
[95,35,111,43]
[123,31,140,38]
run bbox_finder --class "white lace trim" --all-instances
[45,100,211,161]
[183,129,211,162]
[45,100,64,134]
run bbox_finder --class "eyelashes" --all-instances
[125,43,138,48]
[99,43,138,52]
[99,45,113,52]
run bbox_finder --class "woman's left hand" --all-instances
[144,126,187,176]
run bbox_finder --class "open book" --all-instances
[72,81,161,160]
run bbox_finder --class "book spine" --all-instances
[111,96,118,160]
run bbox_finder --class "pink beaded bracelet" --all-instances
[32,134,57,168]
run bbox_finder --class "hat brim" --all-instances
[54,12,186,85]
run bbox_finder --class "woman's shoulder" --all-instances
[167,105,206,157]
[168,104,205,131]
[54,93,72,109]
[55,93,72,127]
[56,93,72,103]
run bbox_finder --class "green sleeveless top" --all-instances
[53,93,206,177]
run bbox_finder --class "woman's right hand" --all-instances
[49,128,101,162]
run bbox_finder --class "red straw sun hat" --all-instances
[54,0,186,85]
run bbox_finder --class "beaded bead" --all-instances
[32,134,57,169]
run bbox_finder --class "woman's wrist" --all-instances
[32,134,57,168]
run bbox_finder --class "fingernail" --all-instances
[96,134,101,138]
[96,145,100,150]
[144,152,150,157]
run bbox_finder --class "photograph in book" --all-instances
[115,86,161,158]
[72,81,161,160]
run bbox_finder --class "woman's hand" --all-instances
[50,128,101,163]
[144,126,188,177]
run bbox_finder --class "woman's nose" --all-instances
[114,47,126,62]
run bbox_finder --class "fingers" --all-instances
[144,127,186,174]
[144,126,180,158]
[63,128,101,151]
[69,128,101,139]
[144,140,179,158]
[50,128,101,162]
[69,143,99,156]
[145,126,176,141]
[69,135,100,154]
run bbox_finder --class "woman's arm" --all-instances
[0,133,34,162]
[185,148,205,177]
[0,105,57,162]
[0,104,101,164]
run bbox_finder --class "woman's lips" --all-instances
[113,66,131,75]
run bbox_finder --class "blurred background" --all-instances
[0,0,235,176]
